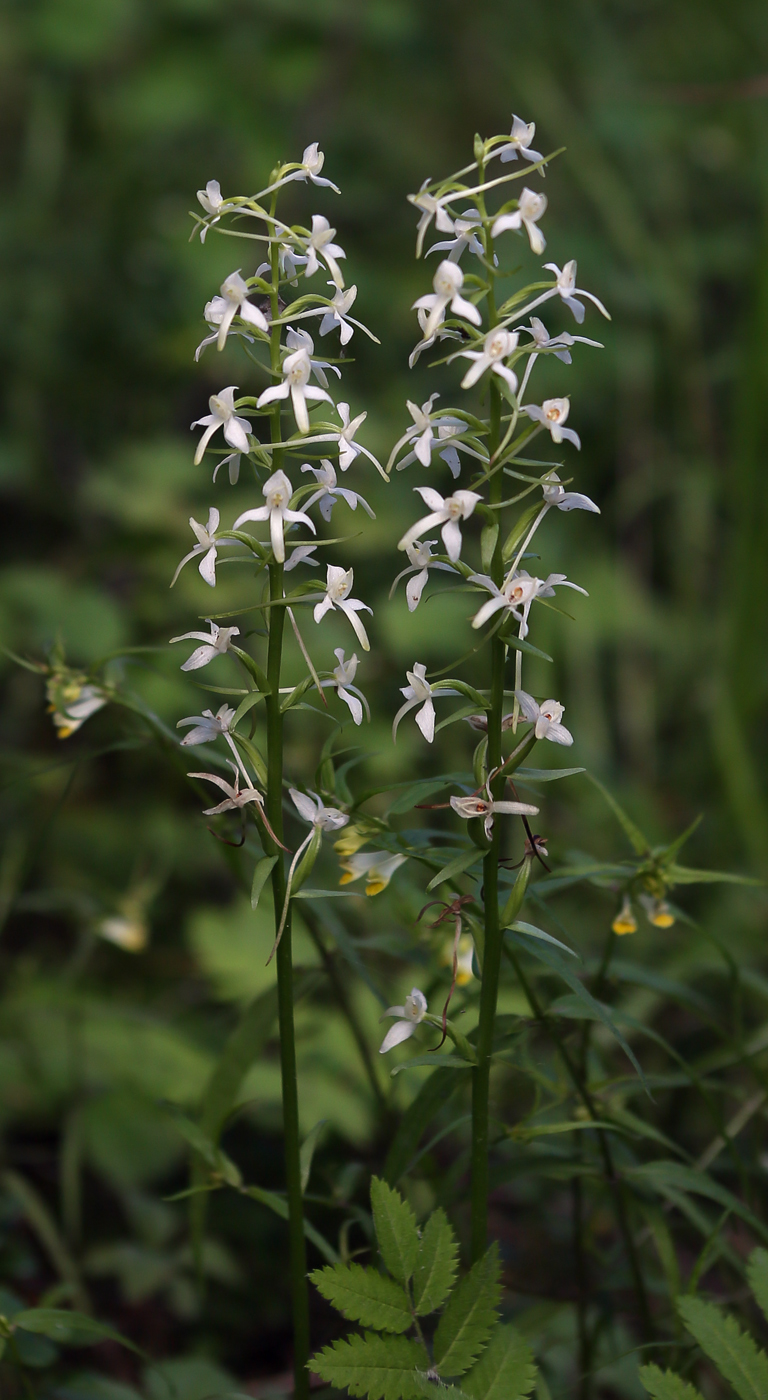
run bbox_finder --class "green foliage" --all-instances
[309,1333,429,1400]
[462,1323,537,1400]
[310,1263,413,1333]
[638,1365,704,1400]
[370,1177,420,1285]
[412,1209,458,1316]
[432,1244,502,1377]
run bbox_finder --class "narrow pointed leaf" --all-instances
[15,1310,141,1353]
[586,772,649,855]
[427,848,482,892]
[384,1068,463,1185]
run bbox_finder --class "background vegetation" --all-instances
[2,1,768,1396]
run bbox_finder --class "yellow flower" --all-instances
[649,899,675,928]
[338,850,407,896]
[333,826,370,858]
[455,935,475,985]
[612,897,637,936]
[97,915,148,953]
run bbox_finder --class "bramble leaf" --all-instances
[464,1323,537,1400]
[638,1363,704,1400]
[413,1208,459,1315]
[678,1295,768,1400]
[433,1242,502,1377]
[370,1177,420,1284]
[309,1263,413,1333]
[308,1332,428,1400]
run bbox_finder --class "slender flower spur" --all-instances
[398,487,482,563]
[313,566,372,651]
[192,387,252,464]
[170,620,240,671]
[233,469,315,564]
[171,508,239,588]
[379,988,428,1054]
[413,260,482,339]
[513,690,574,746]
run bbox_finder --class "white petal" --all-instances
[379,1020,417,1054]
[415,697,436,742]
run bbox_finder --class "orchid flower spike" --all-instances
[340,850,407,897]
[390,539,456,613]
[257,346,334,435]
[523,397,581,449]
[313,565,372,651]
[541,470,599,514]
[303,214,346,288]
[319,649,369,725]
[450,784,539,841]
[292,142,341,193]
[188,762,265,816]
[290,788,348,831]
[514,690,574,746]
[428,207,484,262]
[398,487,482,563]
[491,188,548,255]
[213,270,269,351]
[233,469,315,564]
[170,508,239,588]
[526,317,603,365]
[379,988,428,1054]
[191,387,252,465]
[458,328,519,392]
[392,663,456,743]
[285,327,340,390]
[413,260,482,340]
[408,179,456,257]
[170,619,240,671]
[301,460,375,523]
[543,260,610,324]
[317,284,378,346]
[498,115,543,165]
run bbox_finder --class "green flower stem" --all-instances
[265,211,310,1400]
[470,216,506,1261]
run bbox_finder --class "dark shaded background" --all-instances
[2,1,768,1396]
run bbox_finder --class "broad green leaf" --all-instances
[413,1208,458,1316]
[427,848,482,892]
[678,1296,768,1400]
[251,856,277,909]
[370,1177,420,1284]
[464,1322,537,1400]
[309,1262,412,1332]
[14,1309,140,1353]
[638,1363,704,1400]
[308,1331,428,1400]
[433,1242,502,1377]
[586,772,649,855]
[384,1069,463,1185]
[747,1247,768,1324]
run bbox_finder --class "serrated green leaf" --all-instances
[370,1177,420,1284]
[309,1263,413,1332]
[678,1296,768,1400]
[433,1242,502,1377]
[464,1323,537,1400]
[413,1208,459,1315]
[308,1331,428,1400]
[638,1363,704,1400]
[14,1309,141,1353]
[747,1248,768,1324]
[427,847,482,892]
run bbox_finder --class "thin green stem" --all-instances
[573,1173,592,1400]
[265,210,310,1400]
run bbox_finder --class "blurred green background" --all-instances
[2,0,768,1394]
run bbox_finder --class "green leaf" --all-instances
[747,1248,768,1324]
[370,1177,420,1284]
[638,1363,704,1400]
[251,856,277,909]
[508,921,577,957]
[300,1120,328,1194]
[390,1055,475,1076]
[515,767,585,782]
[308,1332,428,1400]
[433,1242,502,1377]
[384,1069,463,1186]
[388,779,453,815]
[666,863,762,887]
[309,1262,413,1332]
[628,1161,768,1248]
[242,1185,338,1264]
[480,522,499,572]
[427,847,482,892]
[677,1296,768,1400]
[413,1208,459,1315]
[464,1322,537,1400]
[586,772,649,855]
[14,1309,141,1353]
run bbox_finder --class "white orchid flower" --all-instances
[543,260,610,324]
[170,619,240,671]
[390,540,456,613]
[212,453,242,485]
[290,788,348,832]
[413,260,482,340]
[458,328,519,392]
[301,459,375,522]
[388,394,465,472]
[195,292,260,362]
[540,470,599,513]
[291,142,341,193]
[340,850,407,896]
[317,284,377,345]
[196,180,226,241]
[514,690,574,746]
[285,544,319,571]
[188,762,265,816]
[525,317,603,365]
[523,397,581,449]
[398,486,482,564]
[257,346,334,434]
[313,565,372,651]
[427,207,484,262]
[531,569,588,599]
[491,188,548,255]
[50,684,107,739]
[392,662,458,744]
[177,703,250,784]
[170,508,239,588]
[450,785,539,841]
[319,649,369,725]
[191,386,252,465]
[335,402,382,473]
[233,469,315,564]
[408,306,462,369]
[469,572,543,631]
[498,115,543,165]
[303,214,346,288]
[210,269,269,351]
[285,327,340,390]
[408,179,456,257]
[379,988,428,1054]
[279,244,309,284]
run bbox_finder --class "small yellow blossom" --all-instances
[339,850,406,896]
[612,897,637,936]
[333,826,370,858]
